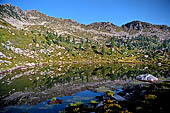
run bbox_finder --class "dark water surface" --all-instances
[0,63,169,112]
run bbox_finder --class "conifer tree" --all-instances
[79,43,82,51]
[102,45,105,57]
[72,37,75,44]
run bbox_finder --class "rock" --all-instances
[7,40,12,45]
[57,52,62,56]
[136,74,158,82]
[36,77,39,80]
[144,67,148,69]
[121,57,124,59]
[3,92,32,101]
[0,24,6,28]
[157,63,161,66]
[36,43,39,47]
[58,68,62,71]
[0,59,12,64]
[0,52,6,58]
[113,95,126,101]
[96,101,103,107]
[47,98,62,105]
[25,63,35,67]
[112,48,114,52]
[136,106,143,110]
[144,55,149,58]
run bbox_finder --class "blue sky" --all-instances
[0,0,170,26]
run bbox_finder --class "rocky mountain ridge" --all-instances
[0,4,170,40]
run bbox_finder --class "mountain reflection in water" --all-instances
[0,63,169,111]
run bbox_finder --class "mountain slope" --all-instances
[0,4,170,71]
[1,4,170,40]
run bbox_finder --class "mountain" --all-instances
[122,21,170,39]
[122,20,170,32]
[0,4,170,71]
[0,4,170,40]
[86,22,122,33]
[0,4,170,109]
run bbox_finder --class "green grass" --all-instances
[0,25,169,71]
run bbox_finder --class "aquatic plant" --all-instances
[68,102,82,107]
[90,100,99,104]
[145,94,157,100]
[106,90,114,97]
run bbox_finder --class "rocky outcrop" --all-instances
[136,74,158,82]
[122,21,151,31]
[122,21,170,40]
[87,22,120,33]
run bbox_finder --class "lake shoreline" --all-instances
[63,80,170,113]
[0,61,145,75]
[0,79,148,107]
[1,80,170,113]
[0,62,169,113]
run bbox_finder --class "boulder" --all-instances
[157,63,161,66]
[113,95,126,101]
[136,74,158,82]
[144,55,149,58]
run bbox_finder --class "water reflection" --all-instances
[0,63,169,98]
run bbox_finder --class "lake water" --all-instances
[0,63,169,113]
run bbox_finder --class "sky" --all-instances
[0,0,170,26]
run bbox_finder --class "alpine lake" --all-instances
[0,62,170,113]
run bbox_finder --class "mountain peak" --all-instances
[0,3,25,19]
[0,3,12,7]
[122,20,152,31]
[88,22,117,26]
[122,20,170,33]
[87,22,120,33]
